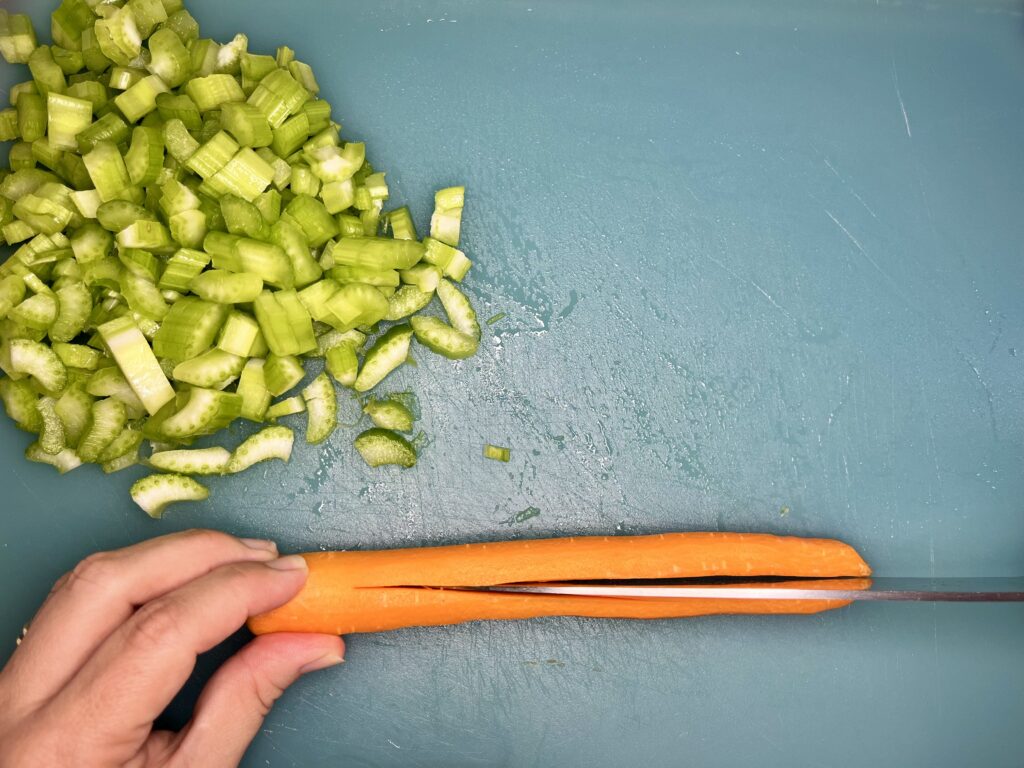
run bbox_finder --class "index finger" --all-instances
[46,555,311,742]
[2,529,278,714]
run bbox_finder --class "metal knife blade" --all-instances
[461,577,1024,602]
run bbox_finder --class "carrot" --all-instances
[248,532,871,635]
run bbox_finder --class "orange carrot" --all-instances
[248,532,871,635]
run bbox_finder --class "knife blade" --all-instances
[461,577,1024,602]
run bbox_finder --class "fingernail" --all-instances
[299,653,344,674]
[266,554,308,572]
[240,537,278,553]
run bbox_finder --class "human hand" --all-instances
[0,529,344,767]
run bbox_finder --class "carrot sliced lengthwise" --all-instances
[248,532,872,635]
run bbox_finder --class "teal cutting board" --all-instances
[2,1,1023,766]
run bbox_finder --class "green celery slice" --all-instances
[330,237,424,271]
[353,324,412,392]
[77,397,128,462]
[172,349,245,388]
[160,387,242,438]
[148,446,232,475]
[363,398,414,432]
[265,395,305,421]
[130,473,209,518]
[410,315,479,360]
[437,278,481,339]
[483,444,511,462]
[98,316,175,415]
[302,371,336,444]
[264,353,305,396]
[9,338,68,392]
[324,342,358,387]
[354,428,416,468]
[225,424,293,472]
[190,269,264,304]
[237,357,271,421]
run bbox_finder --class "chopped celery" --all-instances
[190,269,264,303]
[77,397,128,462]
[324,342,358,387]
[161,387,242,437]
[363,398,414,433]
[483,444,511,462]
[354,428,416,468]
[149,446,232,475]
[9,338,68,392]
[0,1,485,505]
[130,473,209,518]
[225,424,293,472]
[265,395,305,421]
[302,372,336,444]
[172,349,245,388]
[264,353,305,396]
[237,357,271,421]
[98,316,176,414]
[353,324,412,392]
[410,315,479,360]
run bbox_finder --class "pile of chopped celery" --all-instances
[0,1,484,518]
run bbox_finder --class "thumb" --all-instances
[171,633,344,767]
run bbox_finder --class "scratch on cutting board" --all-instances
[891,56,912,138]
[822,158,879,220]
[823,210,910,306]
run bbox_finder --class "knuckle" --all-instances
[239,653,283,716]
[63,552,120,596]
[180,528,233,549]
[127,600,182,649]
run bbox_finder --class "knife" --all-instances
[464,577,1024,602]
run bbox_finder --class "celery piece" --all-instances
[410,315,479,360]
[156,92,201,129]
[354,428,416,468]
[0,11,38,64]
[282,194,337,248]
[54,382,93,444]
[325,342,358,387]
[97,425,143,463]
[436,278,481,339]
[158,247,209,292]
[330,265,400,288]
[51,46,85,76]
[97,200,155,232]
[66,80,109,110]
[300,99,331,134]
[9,141,37,171]
[399,263,441,293]
[225,424,293,472]
[83,141,131,202]
[51,0,94,51]
[254,188,281,224]
[270,219,321,288]
[17,93,47,144]
[127,0,168,39]
[385,206,417,241]
[124,126,164,185]
[29,46,67,97]
[221,101,272,148]
[430,185,464,246]
[185,73,245,112]
[149,446,231,475]
[98,315,175,414]
[353,324,412,392]
[0,377,42,432]
[49,281,92,341]
[93,6,142,66]
[26,443,82,473]
[237,357,271,421]
[114,74,170,123]
[163,117,200,162]
[77,397,128,462]
[305,141,363,183]
[115,220,174,253]
[152,296,228,361]
[264,353,304,396]
[297,278,340,323]
[270,112,309,156]
[302,372,336,444]
[77,112,130,154]
[216,310,263,357]
[289,165,320,198]
[186,131,238,179]
[46,92,93,152]
[120,271,169,320]
[168,208,208,248]
[52,341,103,370]
[331,237,424,271]
[9,338,68,392]
[172,348,245,388]
[160,386,242,437]
[220,194,268,238]
[10,293,59,330]
[130,473,208,518]
[323,283,389,332]
[364,398,414,433]
[265,395,305,421]
[190,269,263,304]
[483,444,511,462]
[233,238,292,288]
[163,9,199,44]
[146,28,190,88]
[207,147,274,202]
